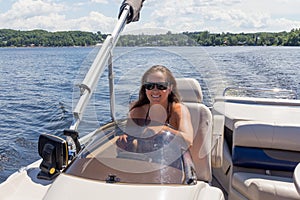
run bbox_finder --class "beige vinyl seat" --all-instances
[176,78,223,182]
[230,121,300,200]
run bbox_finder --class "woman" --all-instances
[119,65,194,147]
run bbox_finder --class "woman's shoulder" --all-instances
[172,102,189,113]
[172,102,187,109]
[129,104,148,118]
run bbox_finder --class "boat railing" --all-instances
[223,87,298,100]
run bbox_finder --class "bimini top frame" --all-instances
[70,5,130,131]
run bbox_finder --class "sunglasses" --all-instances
[143,82,169,90]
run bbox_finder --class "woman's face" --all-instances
[145,71,171,106]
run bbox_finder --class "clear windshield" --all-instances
[65,119,191,184]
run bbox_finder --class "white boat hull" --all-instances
[0,160,223,200]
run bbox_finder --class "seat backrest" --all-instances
[233,120,300,172]
[176,78,213,182]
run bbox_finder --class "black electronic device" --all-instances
[37,133,68,180]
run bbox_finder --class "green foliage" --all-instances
[0,29,105,47]
[117,32,198,46]
[0,28,299,47]
[118,29,300,46]
[182,29,300,46]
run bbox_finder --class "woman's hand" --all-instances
[118,134,128,142]
[117,134,137,152]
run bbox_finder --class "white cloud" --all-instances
[3,0,64,19]
[90,0,108,4]
[0,0,116,33]
[0,0,299,33]
[136,0,300,33]
[0,0,64,30]
[66,11,116,32]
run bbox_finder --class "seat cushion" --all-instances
[232,172,300,200]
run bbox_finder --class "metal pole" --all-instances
[71,5,130,130]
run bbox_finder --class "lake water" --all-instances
[0,46,300,183]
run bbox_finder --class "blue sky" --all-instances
[0,0,300,34]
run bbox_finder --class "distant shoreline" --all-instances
[1,28,300,47]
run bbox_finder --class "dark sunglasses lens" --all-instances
[156,84,168,90]
[144,83,155,90]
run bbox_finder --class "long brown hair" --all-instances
[130,65,181,111]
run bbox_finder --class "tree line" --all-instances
[0,29,106,47]
[183,29,300,46]
[0,28,299,47]
[119,29,300,46]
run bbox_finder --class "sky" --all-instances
[0,0,300,34]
